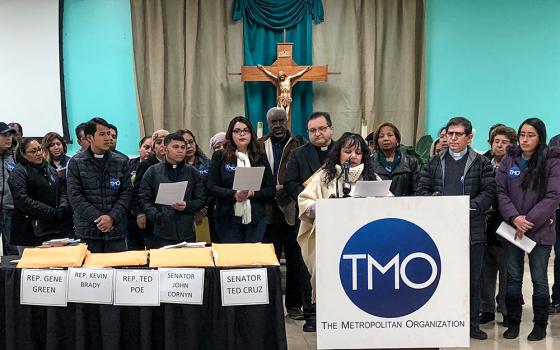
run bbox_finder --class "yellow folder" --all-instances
[211,243,280,267]
[83,250,148,268]
[16,244,88,268]
[149,247,215,268]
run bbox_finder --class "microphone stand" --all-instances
[342,160,351,198]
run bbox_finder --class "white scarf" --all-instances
[235,150,252,224]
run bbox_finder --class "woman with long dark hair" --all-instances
[297,132,381,298]
[207,116,276,242]
[496,118,560,341]
[8,138,72,253]
[370,122,419,196]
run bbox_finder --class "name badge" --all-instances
[67,268,115,304]
[114,269,160,306]
[508,166,521,178]
[20,269,68,307]
[220,268,269,306]
[159,268,205,305]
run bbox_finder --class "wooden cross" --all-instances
[231,33,338,130]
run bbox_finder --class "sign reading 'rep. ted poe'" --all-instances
[316,197,470,349]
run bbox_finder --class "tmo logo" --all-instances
[339,218,441,318]
[508,166,521,178]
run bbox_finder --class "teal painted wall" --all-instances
[426,0,560,150]
[63,0,140,155]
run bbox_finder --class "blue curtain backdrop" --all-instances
[232,0,324,137]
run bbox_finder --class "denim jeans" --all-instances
[551,210,560,303]
[470,243,485,330]
[0,209,18,256]
[505,242,552,299]
[218,215,267,243]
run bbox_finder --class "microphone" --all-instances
[342,159,351,198]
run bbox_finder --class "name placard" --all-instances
[114,269,160,306]
[220,268,269,306]
[20,269,68,307]
[159,268,205,305]
[67,268,114,304]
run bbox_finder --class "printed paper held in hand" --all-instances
[353,180,392,197]
[496,221,536,253]
[155,181,188,205]
[233,167,265,191]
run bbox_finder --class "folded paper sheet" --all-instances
[17,244,88,268]
[149,247,215,268]
[83,250,149,268]
[212,243,280,267]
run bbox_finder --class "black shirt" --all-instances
[443,151,468,196]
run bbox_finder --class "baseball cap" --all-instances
[0,122,16,135]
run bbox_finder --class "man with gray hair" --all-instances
[259,107,307,320]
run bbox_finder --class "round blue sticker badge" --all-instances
[339,218,441,318]
[508,166,521,178]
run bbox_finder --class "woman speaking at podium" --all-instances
[496,118,560,341]
[297,132,381,299]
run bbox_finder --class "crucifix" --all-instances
[230,30,339,129]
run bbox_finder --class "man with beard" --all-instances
[259,107,306,320]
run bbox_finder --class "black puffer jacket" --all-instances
[140,160,206,241]
[67,149,132,240]
[7,158,71,246]
[416,148,496,244]
[370,150,420,196]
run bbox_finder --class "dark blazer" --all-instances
[66,149,132,240]
[140,160,206,242]
[207,150,276,223]
[284,142,329,201]
[8,158,71,246]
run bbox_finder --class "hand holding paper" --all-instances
[233,167,264,191]
[155,181,188,205]
[496,221,536,253]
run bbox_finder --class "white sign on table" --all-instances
[220,268,269,306]
[155,181,188,205]
[232,167,265,191]
[159,268,205,305]
[114,269,160,306]
[67,268,115,304]
[316,196,470,349]
[20,269,68,307]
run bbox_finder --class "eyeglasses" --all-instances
[185,140,196,146]
[307,126,330,134]
[26,147,43,154]
[232,128,250,135]
[446,131,466,138]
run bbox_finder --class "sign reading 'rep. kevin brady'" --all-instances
[316,197,470,349]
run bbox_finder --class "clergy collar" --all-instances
[448,147,468,160]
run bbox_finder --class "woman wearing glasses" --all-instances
[496,118,560,341]
[7,138,71,253]
[207,116,276,242]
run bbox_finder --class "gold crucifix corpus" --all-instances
[230,34,339,130]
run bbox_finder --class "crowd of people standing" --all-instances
[0,111,559,341]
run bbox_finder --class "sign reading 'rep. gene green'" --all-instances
[20,269,68,307]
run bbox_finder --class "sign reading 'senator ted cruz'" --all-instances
[316,196,470,349]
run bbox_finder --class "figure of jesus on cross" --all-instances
[257,64,312,117]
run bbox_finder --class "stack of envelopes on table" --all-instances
[17,244,88,268]
[211,243,280,267]
[149,247,215,268]
[82,250,149,268]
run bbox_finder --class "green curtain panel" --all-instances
[232,0,324,137]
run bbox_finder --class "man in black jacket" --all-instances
[416,116,496,340]
[284,111,335,332]
[67,117,132,253]
[139,133,206,248]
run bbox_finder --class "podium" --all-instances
[315,196,470,349]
